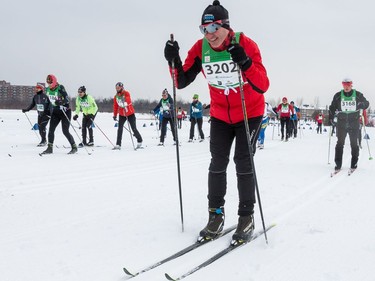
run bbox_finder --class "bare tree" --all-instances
[296,97,304,107]
[313,96,320,109]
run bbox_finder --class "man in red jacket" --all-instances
[315,112,324,134]
[275,97,294,141]
[113,82,143,149]
[164,0,269,243]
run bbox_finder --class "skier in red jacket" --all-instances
[275,97,294,141]
[315,113,324,134]
[164,0,269,243]
[113,82,143,150]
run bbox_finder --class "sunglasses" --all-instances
[199,20,225,35]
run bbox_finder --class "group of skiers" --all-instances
[23,74,79,154]
[272,97,301,141]
[21,0,370,246]
[22,75,146,153]
[151,91,208,146]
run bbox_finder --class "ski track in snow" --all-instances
[1,110,375,281]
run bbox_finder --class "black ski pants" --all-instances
[289,119,297,137]
[81,114,95,144]
[160,117,175,143]
[280,117,290,139]
[317,123,322,134]
[48,108,75,146]
[189,117,205,140]
[116,114,143,146]
[208,116,262,216]
[37,114,50,142]
[335,121,359,169]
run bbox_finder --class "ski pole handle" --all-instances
[170,33,174,42]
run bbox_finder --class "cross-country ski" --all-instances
[123,225,236,278]
[165,224,276,281]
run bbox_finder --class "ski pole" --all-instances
[232,38,268,243]
[362,115,373,160]
[75,118,87,143]
[154,114,160,139]
[61,107,91,155]
[170,33,184,232]
[91,119,116,148]
[23,112,40,141]
[75,119,82,129]
[125,121,136,150]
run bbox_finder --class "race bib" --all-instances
[36,104,44,112]
[341,100,356,112]
[80,101,90,108]
[281,105,289,113]
[203,59,240,89]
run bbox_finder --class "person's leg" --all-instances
[348,127,360,169]
[197,118,205,139]
[200,118,234,238]
[116,115,126,146]
[127,114,143,143]
[334,124,347,170]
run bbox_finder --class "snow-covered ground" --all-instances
[1,109,374,281]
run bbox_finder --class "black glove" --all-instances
[329,119,335,126]
[164,40,180,63]
[22,109,28,113]
[86,114,94,120]
[227,43,252,71]
[55,99,62,106]
[357,102,365,109]
[113,116,117,121]
[73,114,78,121]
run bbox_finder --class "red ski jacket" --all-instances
[276,103,294,118]
[169,32,269,124]
[113,90,135,117]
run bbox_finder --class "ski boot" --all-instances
[41,143,53,154]
[198,207,225,242]
[68,144,78,154]
[78,142,86,148]
[37,140,47,147]
[231,214,254,245]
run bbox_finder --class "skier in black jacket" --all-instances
[329,78,369,171]
[22,83,51,146]
[152,89,176,146]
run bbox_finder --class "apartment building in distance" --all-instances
[0,80,45,109]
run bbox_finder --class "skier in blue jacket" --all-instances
[189,94,205,142]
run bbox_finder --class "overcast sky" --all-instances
[1,0,374,108]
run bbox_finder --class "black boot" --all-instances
[198,207,225,241]
[37,140,47,147]
[41,143,53,154]
[232,214,254,243]
[68,144,78,154]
